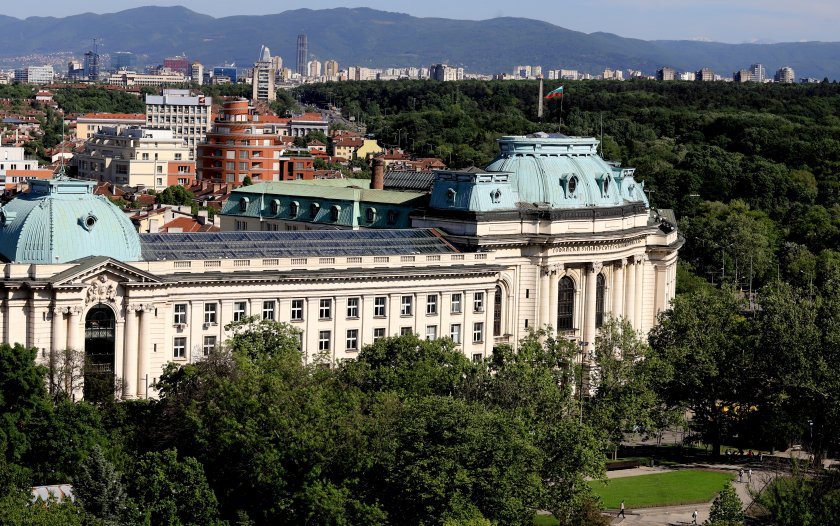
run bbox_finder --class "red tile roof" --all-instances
[160,217,220,233]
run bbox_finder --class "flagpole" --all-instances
[560,91,564,127]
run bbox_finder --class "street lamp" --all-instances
[578,340,589,425]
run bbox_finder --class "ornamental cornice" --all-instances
[549,235,647,254]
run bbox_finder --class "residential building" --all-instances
[0,131,679,402]
[0,147,53,189]
[111,52,136,71]
[695,68,715,82]
[750,63,766,83]
[656,67,676,81]
[324,60,339,79]
[191,62,204,85]
[307,60,322,78]
[145,89,213,160]
[212,66,238,83]
[734,69,752,82]
[774,66,795,84]
[76,113,146,140]
[252,46,277,102]
[68,61,84,80]
[196,99,315,184]
[164,55,190,76]
[430,64,462,82]
[75,126,193,190]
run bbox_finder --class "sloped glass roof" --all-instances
[140,229,458,261]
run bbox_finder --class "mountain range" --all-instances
[1,6,839,79]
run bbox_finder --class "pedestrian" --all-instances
[618,500,625,518]
[739,468,744,483]
[692,508,698,524]
[748,468,753,483]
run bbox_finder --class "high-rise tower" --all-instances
[296,33,308,77]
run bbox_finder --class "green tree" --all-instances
[155,185,195,206]
[0,343,51,465]
[241,175,253,186]
[126,449,221,526]
[73,445,130,525]
[706,483,744,525]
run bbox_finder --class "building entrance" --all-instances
[84,305,116,401]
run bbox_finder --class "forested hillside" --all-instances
[297,79,840,290]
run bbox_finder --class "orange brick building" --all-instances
[196,99,314,184]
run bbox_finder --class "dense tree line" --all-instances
[52,87,145,116]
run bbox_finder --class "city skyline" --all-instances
[2,0,838,45]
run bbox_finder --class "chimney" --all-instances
[372,157,385,190]
[197,210,208,225]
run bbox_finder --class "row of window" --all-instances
[172,323,486,359]
[172,293,488,325]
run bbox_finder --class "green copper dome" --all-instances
[0,178,141,264]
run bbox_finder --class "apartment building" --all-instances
[145,89,213,160]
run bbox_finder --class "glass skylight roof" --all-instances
[140,229,458,261]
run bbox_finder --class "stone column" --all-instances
[51,306,68,352]
[539,266,550,328]
[624,258,637,329]
[136,304,152,399]
[612,260,625,320]
[635,254,645,330]
[548,266,560,332]
[123,305,138,400]
[67,306,83,352]
[582,262,602,354]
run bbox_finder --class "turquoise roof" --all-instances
[0,178,141,264]
[222,181,426,229]
[430,133,649,213]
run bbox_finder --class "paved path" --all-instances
[601,462,778,525]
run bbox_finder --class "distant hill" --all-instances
[1,6,838,79]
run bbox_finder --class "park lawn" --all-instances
[588,469,735,509]
[532,514,559,526]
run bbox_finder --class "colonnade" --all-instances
[538,254,649,352]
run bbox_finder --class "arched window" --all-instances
[270,199,280,216]
[493,285,503,336]
[595,273,606,328]
[330,205,341,222]
[289,201,299,218]
[567,176,578,195]
[387,210,398,225]
[238,197,249,212]
[309,202,320,219]
[366,207,376,223]
[557,276,575,330]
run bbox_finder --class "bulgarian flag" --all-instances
[545,85,564,99]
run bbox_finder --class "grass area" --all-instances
[532,515,559,526]
[589,469,735,509]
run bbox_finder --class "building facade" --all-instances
[656,67,675,81]
[76,113,147,140]
[0,133,681,402]
[252,46,277,102]
[107,71,186,88]
[296,34,308,77]
[75,126,193,190]
[145,89,213,160]
[774,66,795,84]
[14,66,54,85]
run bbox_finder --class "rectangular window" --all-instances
[474,292,485,313]
[157,165,163,173]
[173,337,186,359]
[374,296,386,317]
[173,303,187,325]
[262,300,275,320]
[473,322,484,343]
[400,295,413,316]
[400,327,413,336]
[426,325,438,340]
[450,324,462,344]
[319,299,332,320]
[233,301,247,322]
[451,293,462,314]
[203,336,217,356]
[346,297,360,318]
[346,329,359,351]
[204,303,217,324]
[239,150,248,158]
[142,153,149,160]
[318,330,331,352]
[373,328,386,342]
[472,353,483,363]
[175,153,182,160]
[291,299,304,321]
[426,294,438,315]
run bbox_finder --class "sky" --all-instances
[4,0,838,43]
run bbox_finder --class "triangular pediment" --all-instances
[49,257,162,287]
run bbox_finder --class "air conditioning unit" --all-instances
[174,323,186,330]
[203,322,212,330]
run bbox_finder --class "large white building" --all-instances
[252,46,277,102]
[14,65,54,85]
[0,133,680,401]
[145,89,213,160]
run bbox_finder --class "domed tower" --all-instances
[0,177,141,263]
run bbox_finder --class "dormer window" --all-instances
[366,207,376,223]
[330,205,341,222]
[603,177,610,195]
[289,201,299,218]
[447,188,457,206]
[490,189,502,204]
[238,197,249,212]
[387,210,398,225]
[270,199,280,216]
[309,202,320,219]
[567,176,578,195]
